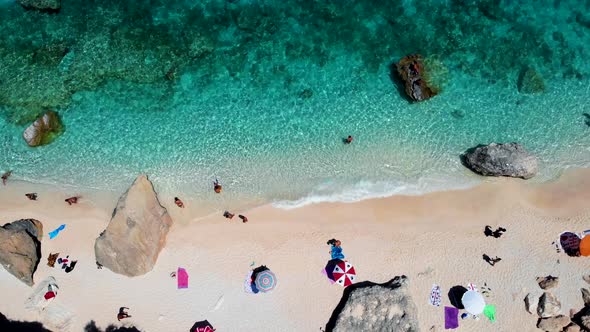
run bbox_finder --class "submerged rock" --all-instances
[22,111,64,147]
[325,275,419,332]
[17,0,60,11]
[95,175,173,277]
[462,143,538,179]
[518,67,545,94]
[0,219,43,286]
[396,54,437,102]
[538,292,561,318]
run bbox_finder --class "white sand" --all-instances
[1,169,590,331]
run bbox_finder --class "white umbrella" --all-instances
[462,290,485,315]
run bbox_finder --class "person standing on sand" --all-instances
[327,239,345,260]
[1,171,11,185]
[213,179,222,193]
[117,307,131,321]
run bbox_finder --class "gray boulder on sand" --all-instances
[325,275,419,332]
[17,0,60,11]
[0,219,43,286]
[536,315,571,332]
[95,175,173,277]
[462,143,538,179]
[538,292,562,318]
[537,276,559,290]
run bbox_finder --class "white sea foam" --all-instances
[273,176,479,210]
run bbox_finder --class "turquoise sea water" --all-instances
[1,0,590,211]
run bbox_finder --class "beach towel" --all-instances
[49,224,66,239]
[321,268,336,284]
[429,284,442,306]
[47,253,59,267]
[177,267,189,289]
[484,304,496,322]
[44,291,56,300]
[445,306,459,329]
[244,271,255,294]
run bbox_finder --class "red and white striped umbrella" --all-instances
[332,261,356,287]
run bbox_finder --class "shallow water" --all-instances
[1,0,589,212]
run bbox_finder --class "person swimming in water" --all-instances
[174,197,184,208]
[1,171,12,185]
[213,179,222,193]
[344,136,353,144]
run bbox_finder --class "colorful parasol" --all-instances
[254,270,277,293]
[332,260,356,287]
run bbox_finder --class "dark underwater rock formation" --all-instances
[17,0,60,11]
[396,54,437,102]
[462,143,538,179]
[518,67,546,94]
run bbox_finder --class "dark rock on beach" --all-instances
[17,0,60,11]
[396,54,437,102]
[95,175,173,277]
[462,143,538,179]
[325,275,419,332]
[538,276,559,290]
[0,219,43,286]
[537,315,571,332]
[22,111,64,147]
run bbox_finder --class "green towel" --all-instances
[484,304,496,322]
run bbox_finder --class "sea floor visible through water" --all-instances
[1,0,590,214]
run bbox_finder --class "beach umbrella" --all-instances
[560,232,581,257]
[190,320,214,332]
[254,270,277,293]
[461,290,486,315]
[332,260,356,287]
[580,236,590,257]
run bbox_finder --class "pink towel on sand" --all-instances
[177,267,189,289]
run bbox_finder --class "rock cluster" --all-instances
[462,143,538,179]
[525,276,590,331]
[0,219,43,286]
[396,54,437,102]
[22,111,64,147]
[95,175,173,277]
[325,276,419,332]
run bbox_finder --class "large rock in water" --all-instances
[325,276,419,332]
[396,54,437,102]
[17,0,60,11]
[0,219,43,286]
[462,143,538,179]
[22,111,64,147]
[95,175,173,277]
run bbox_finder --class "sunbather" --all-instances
[327,239,345,260]
[117,307,131,321]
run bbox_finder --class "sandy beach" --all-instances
[1,169,590,331]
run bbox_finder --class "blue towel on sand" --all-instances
[330,246,345,260]
[49,224,66,239]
